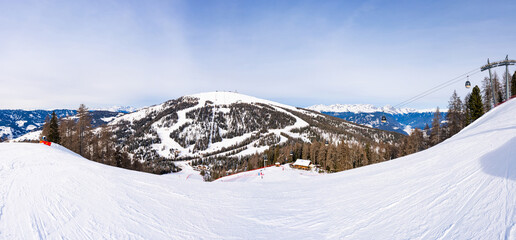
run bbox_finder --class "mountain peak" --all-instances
[92,106,138,113]
[186,91,300,113]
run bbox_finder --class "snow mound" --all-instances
[1,99,516,239]
[10,130,41,142]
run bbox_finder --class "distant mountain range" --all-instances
[307,104,447,135]
[0,107,133,140]
[92,106,138,113]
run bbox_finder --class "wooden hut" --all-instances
[292,159,312,170]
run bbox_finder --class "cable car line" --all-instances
[393,67,481,109]
[394,69,480,109]
[379,67,481,123]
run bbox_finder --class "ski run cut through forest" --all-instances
[1,98,516,239]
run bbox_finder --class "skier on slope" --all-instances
[40,136,51,146]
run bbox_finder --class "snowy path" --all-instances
[1,99,516,239]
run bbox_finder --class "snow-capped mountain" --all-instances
[1,95,515,239]
[93,106,138,113]
[0,109,124,140]
[109,92,402,161]
[307,103,439,114]
[0,110,75,140]
[307,104,447,134]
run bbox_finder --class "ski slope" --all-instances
[215,164,322,183]
[1,99,516,239]
[109,91,312,159]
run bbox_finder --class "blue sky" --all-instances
[1,0,515,109]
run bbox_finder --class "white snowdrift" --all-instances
[1,99,516,239]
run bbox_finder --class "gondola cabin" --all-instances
[465,81,471,88]
[381,116,387,123]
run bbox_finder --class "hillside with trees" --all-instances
[36,71,515,181]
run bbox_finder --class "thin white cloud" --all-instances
[0,1,515,110]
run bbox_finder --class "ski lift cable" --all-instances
[394,69,481,109]
[394,70,481,109]
[393,68,481,109]
[393,67,479,108]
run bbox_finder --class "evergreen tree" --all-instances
[511,71,516,98]
[468,85,484,122]
[47,111,61,143]
[446,91,464,137]
[463,93,472,126]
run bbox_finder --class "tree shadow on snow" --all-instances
[479,136,516,181]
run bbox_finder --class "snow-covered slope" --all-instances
[1,98,516,239]
[109,91,400,161]
[215,163,323,183]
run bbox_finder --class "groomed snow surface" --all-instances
[1,99,516,239]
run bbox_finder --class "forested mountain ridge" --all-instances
[108,92,403,162]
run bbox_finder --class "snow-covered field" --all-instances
[216,164,322,183]
[1,98,516,239]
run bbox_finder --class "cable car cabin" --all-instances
[465,81,471,88]
[381,116,387,123]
